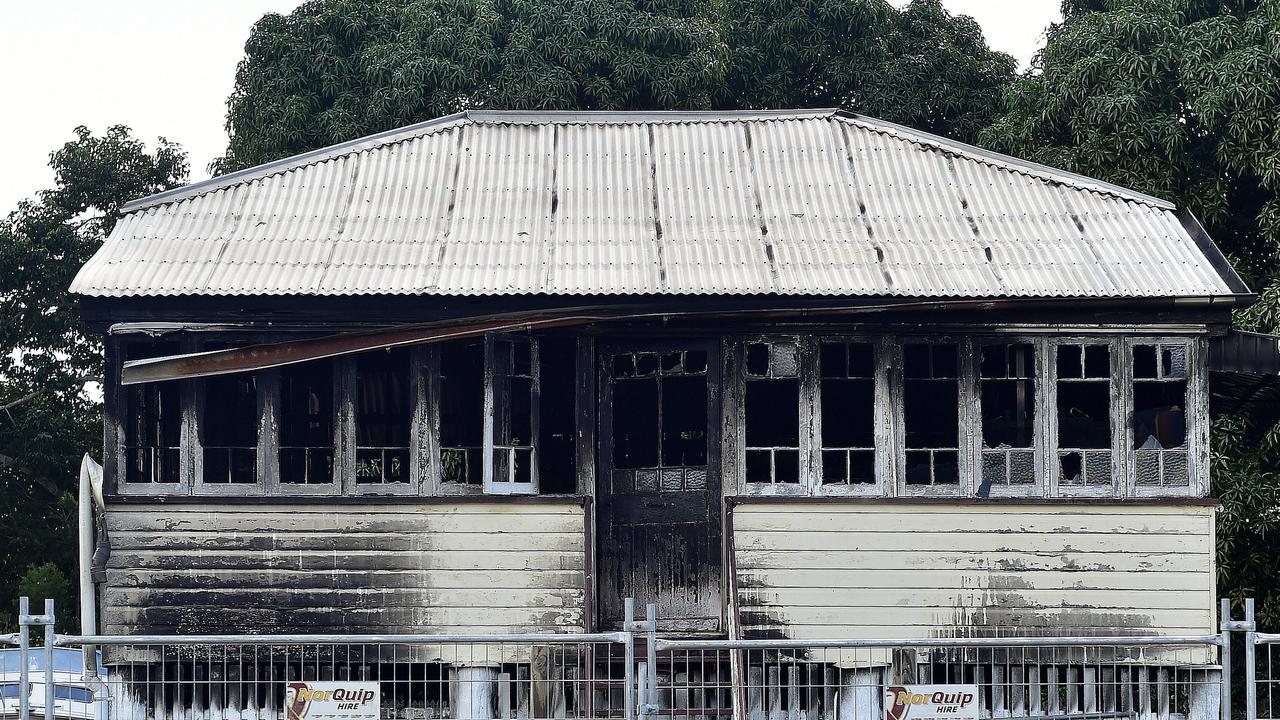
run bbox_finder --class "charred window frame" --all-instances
[408,333,579,497]
[273,357,340,494]
[436,340,485,492]
[740,338,806,492]
[1127,338,1203,496]
[897,339,970,496]
[192,340,263,495]
[347,348,417,493]
[975,339,1045,497]
[607,343,713,494]
[114,338,187,494]
[1050,339,1121,497]
[815,338,886,496]
[483,335,540,495]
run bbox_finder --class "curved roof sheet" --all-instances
[70,109,1248,299]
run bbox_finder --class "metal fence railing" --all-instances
[652,636,1225,720]
[2,597,1270,720]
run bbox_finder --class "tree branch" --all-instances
[0,375,103,413]
[0,453,61,496]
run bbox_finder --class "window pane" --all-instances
[903,343,959,487]
[1057,383,1110,448]
[123,341,182,485]
[661,374,707,466]
[904,344,959,449]
[613,377,659,469]
[612,350,708,473]
[279,359,334,484]
[745,379,800,447]
[1132,343,1190,489]
[200,372,258,484]
[538,338,577,493]
[980,344,1035,449]
[1056,343,1111,489]
[354,348,411,485]
[440,341,483,484]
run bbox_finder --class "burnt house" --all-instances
[70,109,1260,717]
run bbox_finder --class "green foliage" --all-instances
[982,0,1280,629]
[721,0,1016,143]
[0,126,188,632]
[217,0,1015,170]
[16,562,77,633]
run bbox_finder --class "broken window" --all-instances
[819,341,875,486]
[439,340,484,486]
[484,335,538,494]
[122,341,182,486]
[978,343,1036,493]
[278,359,335,485]
[354,348,412,486]
[610,349,709,493]
[903,343,960,488]
[1056,343,1112,490]
[1132,343,1189,489]
[199,369,258,485]
[744,341,802,486]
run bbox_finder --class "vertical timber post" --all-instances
[18,596,30,720]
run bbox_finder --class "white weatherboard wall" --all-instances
[733,502,1215,638]
[102,501,586,635]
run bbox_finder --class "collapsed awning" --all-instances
[1209,331,1280,431]
[120,298,1015,385]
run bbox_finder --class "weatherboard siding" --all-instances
[101,501,586,635]
[732,502,1215,639]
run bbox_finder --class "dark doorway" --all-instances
[598,341,723,633]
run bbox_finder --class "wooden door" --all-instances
[598,341,723,633]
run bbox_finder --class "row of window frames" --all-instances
[121,355,414,486]
[741,340,1189,488]
[121,339,564,487]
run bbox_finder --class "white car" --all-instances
[0,648,104,720]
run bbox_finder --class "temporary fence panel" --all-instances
[4,597,1271,720]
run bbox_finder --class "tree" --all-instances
[0,126,187,629]
[18,562,77,633]
[218,0,728,171]
[981,0,1280,628]
[721,0,1017,143]
[217,0,1015,171]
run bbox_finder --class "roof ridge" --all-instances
[120,109,844,215]
[833,112,1174,210]
[119,112,474,214]
[118,107,1174,216]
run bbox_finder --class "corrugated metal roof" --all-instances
[70,109,1249,299]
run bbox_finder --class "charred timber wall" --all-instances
[732,502,1215,639]
[101,501,587,635]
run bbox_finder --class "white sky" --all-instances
[0,0,1060,214]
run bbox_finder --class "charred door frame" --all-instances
[595,338,724,633]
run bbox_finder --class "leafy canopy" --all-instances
[0,126,187,628]
[982,0,1280,627]
[217,0,1016,171]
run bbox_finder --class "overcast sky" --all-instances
[0,1,1060,214]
